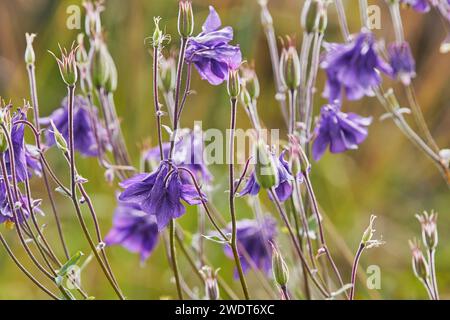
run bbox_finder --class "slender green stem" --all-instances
[152,45,164,160]
[349,243,365,300]
[170,220,183,300]
[229,98,250,300]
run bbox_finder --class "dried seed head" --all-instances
[271,242,289,287]
[178,1,194,38]
[409,239,430,283]
[416,211,438,250]
[25,33,37,66]
[49,43,79,86]
[279,40,301,91]
[227,68,241,99]
[200,266,220,300]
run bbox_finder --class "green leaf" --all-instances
[57,251,84,278]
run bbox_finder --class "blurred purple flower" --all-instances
[144,128,212,183]
[186,6,242,85]
[224,218,277,275]
[401,0,431,12]
[312,104,372,161]
[388,41,416,85]
[105,200,159,262]
[322,31,392,102]
[42,95,107,157]
[119,161,206,230]
[240,151,294,202]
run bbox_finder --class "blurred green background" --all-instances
[0,0,449,300]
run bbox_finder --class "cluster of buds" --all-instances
[49,44,79,87]
[279,39,301,92]
[178,0,194,38]
[301,0,328,34]
[200,266,220,300]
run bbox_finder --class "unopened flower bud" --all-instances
[409,240,430,283]
[301,0,328,34]
[240,86,252,107]
[50,121,68,154]
[104,50,118,92]
[178,1,194,38]
[90,39,111,89]
[76,34,89,65]
[254,140,279,189]
[241,66,260,101]
[416,211,438,250]
[227,69,241,99]
[280,44,301,91]
[200,266,220,300]
[49,44,78,86]
[271,243,289,287]
[25,33,36,66]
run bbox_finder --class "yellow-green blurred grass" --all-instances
[0,0,449,299]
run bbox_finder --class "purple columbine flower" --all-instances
[144,128,212,183]
[401,0,431,12]
[185,6,242,85]
[312,104,373,161]
[322,31,392,102]
[224,218,277,275]
[239,151,294,203]
[388,42,416,85]
[105,200,159,262]
[119,161,206,230]
[4,111,31,182]
[0,179,42,225]
[42,95,107,157]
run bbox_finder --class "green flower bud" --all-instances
[104,49,118,93]
[76,34,89,65]
[227,69,241,99]
[49,44,78,86]
[301,0,328,34]
[50,121,68,154]
[272,243,289,287]
[240,86,252,107]
[25,33,36,66]
[178,1,194,38]
[280,45,301,91]
[90,39,110,89]
[254,140,279,189]
[241,66,260,101]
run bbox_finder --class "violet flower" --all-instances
[0,179,42,225]
[186,6,242,85]
[312,104,372,161]
[388,41,416,85]
[105,200,159,262]
[144,128,212,183]
[42,95,107,157]
[119,161,206,230]
[224,218,277,275]
[322,31,392,102]
[4,111,31,182]
[240,151,294,202]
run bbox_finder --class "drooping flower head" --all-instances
[388,41,416,85]
[240,150,294,203]
[42,95,108,157]
[224,218,277,275]
[0,179,42,225]
[322,31,392,102]
[119,161,206,230]
[186,6,242,85]
[144,127,212,183]
[2,110,41,182]
[105,200,159,262]
[312,104,372,161]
